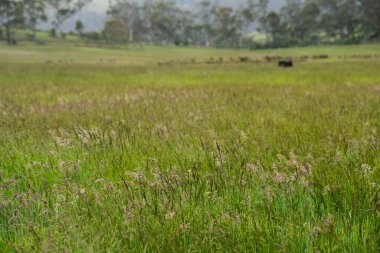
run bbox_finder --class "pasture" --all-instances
[0,43,379,252]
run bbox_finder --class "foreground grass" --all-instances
[0,44,379,252]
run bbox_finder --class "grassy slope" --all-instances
[0,44,379,252]
[1,43,380,64]
[11,29,80,43]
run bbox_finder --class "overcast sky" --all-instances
[85,0,109,13]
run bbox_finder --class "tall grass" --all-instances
[0,45,379,252]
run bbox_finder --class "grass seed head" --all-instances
[165,211,175,220]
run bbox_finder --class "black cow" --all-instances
[278,60,293,67]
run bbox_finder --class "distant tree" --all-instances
[196,0,214,46]
[211,6,241,47]
[239,0,268,33]
[235,0,269,47]
[147,0,179,44]
[24,0,47,40]
[298,0,320,43]
[174,9,195,46]
[101,0,380,48]
[359,0,380,40]
[260,11,294,48]
[280,0,320,44]
[317,0,360,42]
[261,11,281,46]
[278,0,301,43]
[0,0,24,45]
[46,0,92,37]
[102,18,129,44]
[75,19,84,36]
[108,0,148,43]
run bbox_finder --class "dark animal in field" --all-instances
[278,60,293,67]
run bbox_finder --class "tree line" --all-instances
[104,0,267,47]
[262,0,380,47]
[1,0,379,48]
[0,0,90,44]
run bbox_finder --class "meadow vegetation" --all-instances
[0,43,379,252]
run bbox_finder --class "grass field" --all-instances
[0,43,379,252]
